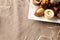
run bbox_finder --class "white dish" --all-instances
[28,0,60,23]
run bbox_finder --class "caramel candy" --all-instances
[35,8,44,17]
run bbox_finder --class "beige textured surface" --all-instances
[0,0,60,40]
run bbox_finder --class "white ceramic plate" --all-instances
[28,0,60,23]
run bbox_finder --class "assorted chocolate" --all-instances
[33,0,60,19]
